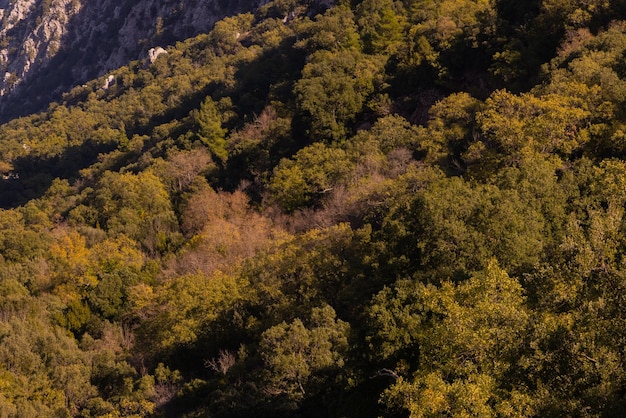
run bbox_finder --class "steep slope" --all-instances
[0,0,267,121]
[3,0,626,416]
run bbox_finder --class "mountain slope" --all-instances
[0,0,269,120]
[1,0,626,417]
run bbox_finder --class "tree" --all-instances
[295,5,361,53]
[0,291,98,416]
[195,97,228,163]
[537,22,626,156]
[416,92,481,166]
[378,174,545,279]
[465,89,589,176]
[93,170,178,254]
[372,261,533,416]
[399,0,497,80]
[258,305,349,407]
[208,13,255,56]
[136,270,245,357]
[294,49,384,141]
[356,0,407,54]
[268,142,354,212]
[174,186,275,276]
[151,148,214,194]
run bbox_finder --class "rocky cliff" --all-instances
[0,0,267,120]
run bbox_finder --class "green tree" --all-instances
[241,223,375,323]
[465,89,589,176]
[268,142,353,212]
[295,5,361,53]
[258,305,349,406]
[0,290,98,416]
[356,0,407,54]
[416,92,481,166]
[93,170,178,254]
[399,0,497,80]
[295,49,384,141]
[195,97,228,162]
[372,261,533,416]
[379,174,545,279]
[136,270,245,357]
[209,13,255,56]
[537,22,626,156]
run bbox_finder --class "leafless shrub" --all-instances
[205,349,236,375]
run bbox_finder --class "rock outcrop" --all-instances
[0,0,267,120]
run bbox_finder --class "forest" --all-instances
[1,0,626,416]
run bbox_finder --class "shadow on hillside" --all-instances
[0,139,114,209]
[0,0,265,123]
[217,35,307,193]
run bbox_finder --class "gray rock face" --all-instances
[0,0,267,120]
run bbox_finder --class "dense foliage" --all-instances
[2,0,626,416]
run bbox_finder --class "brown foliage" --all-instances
[168,186,282,277]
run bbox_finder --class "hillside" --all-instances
[0,0,267,121]
[1,0,626,416]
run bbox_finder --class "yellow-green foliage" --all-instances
[2,0,626,416]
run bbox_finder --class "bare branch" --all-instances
[370,368,399,380]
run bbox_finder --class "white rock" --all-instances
[148,46,167,63]
[103,74,115,89]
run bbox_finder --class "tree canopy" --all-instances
[2,0,626,416]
